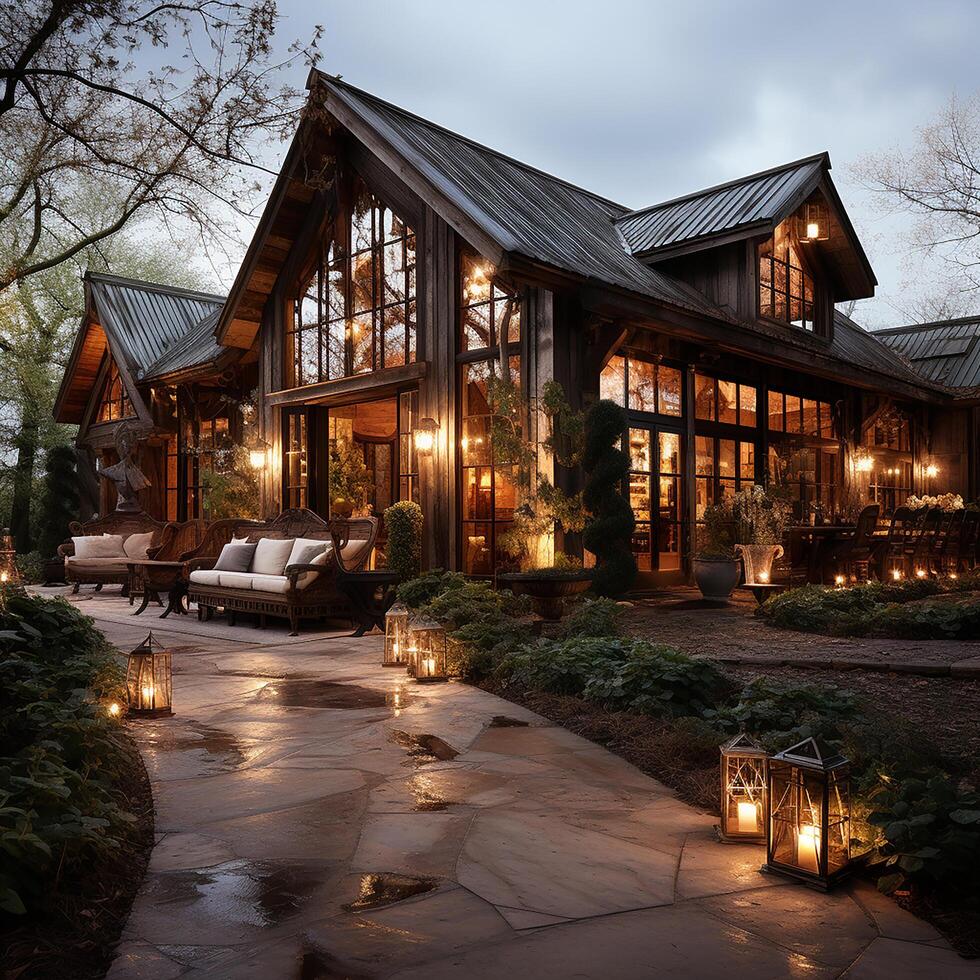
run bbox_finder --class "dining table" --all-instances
[785,524,857,583]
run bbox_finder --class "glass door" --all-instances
[628,425,683,573]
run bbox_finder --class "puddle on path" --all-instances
[144,723,246,770]
[489,715,529,728]
[300,949,373,980]
[254,679,388,709]
[388,730,459,763]
[342,873,437,913]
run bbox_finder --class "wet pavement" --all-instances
[51,589,976,979]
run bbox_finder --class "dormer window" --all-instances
[758,223,815,331]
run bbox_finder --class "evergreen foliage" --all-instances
[36,445,79,560]
[384,500,424,581]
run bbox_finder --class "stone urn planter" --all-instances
[736,543,784,586]
[693,557,740,602]
[497,570,593,621]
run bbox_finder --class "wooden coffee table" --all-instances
[338,569,400,636]
[127,560,189,618]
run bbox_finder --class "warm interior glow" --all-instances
[141,685,154,703]
[248,448,267,469]
[0,571,7,584]
[737,800,759,834]
[855,455,873,473]
[806,221,820,240]
[421,657,436,676]
[891,568,902,582]
[798,823,821,873]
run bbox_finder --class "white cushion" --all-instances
[73,534,126,559]
[247,573,290,594]
[340,541,368,568]
[251,538,295,576]
[217,571,259,590]
[189,569,222,587]
[287,537,331,568]
[67,556,130,570]
[296,550,330,589]
[123,531,155,559]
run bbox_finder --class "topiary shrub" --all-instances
[384,500,423,581]
[582,399,636,597]
[36,444,79,560]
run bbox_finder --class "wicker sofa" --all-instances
[58,512,167,594]
[185,509,378,634]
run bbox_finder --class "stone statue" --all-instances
[100,422,151,512]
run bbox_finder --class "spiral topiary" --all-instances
[384,500,424,581]
[582,399,636,597]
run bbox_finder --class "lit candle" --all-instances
[797,824,821,873]
[758,570,770,584]
[915,568,926,579]
[108,702,121,717]
[737,801,759,834]
[141,685,154,705]
[891,568,902,581]
[0,571,7,583]
[834,574,845,587]
[422,657,436,677]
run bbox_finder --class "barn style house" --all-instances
[54,71,980,586]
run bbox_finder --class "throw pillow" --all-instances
[214,542,258,572]
[73,534,127,559]
[296,549,330,589]
[123,531,156,560]
[286,538,330,568]
[251,537,296,576]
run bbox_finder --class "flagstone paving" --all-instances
[58,591,974,978]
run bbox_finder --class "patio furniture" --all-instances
[909,507,944,576]
[825,505,880,582]
[128,559,190,617]
[874,506,917,580]
[338,569,400,636]
[186,508,378,635]
[58,511,167,595]
[127,519,207,610]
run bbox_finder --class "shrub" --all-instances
[582,400,636,597]
[559,596,625,639]
[396,569,467,608]
[854,595,980,639]
[422,580,529,632]
[15,549,44,584]
[501,636,636,695]
[384,500,423,581]
[0,594,133,916]
[36,445,79,561]
[583,643,734,718]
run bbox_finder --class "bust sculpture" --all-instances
[100,423,151,513]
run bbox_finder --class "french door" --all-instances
[627,424,683,573]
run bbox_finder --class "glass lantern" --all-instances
[408,621,448,683]
[719,733,768,843]
[764,737,850,889]
[126,632,174,717]
[383,602,410,667]
[0,527,20,586]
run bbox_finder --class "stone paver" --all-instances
[55,589,972,979]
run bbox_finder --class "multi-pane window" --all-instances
[282,410,309,509]
[286,179,416,387]
[696,437,755,518]
[864,410,913,513]
[600,355,682,416]
[629,429,683,571]
[459,250,521,576]
[759,229,815,330]
[694,373,757,426]
[767,391,835,438]
[398,391,420,505]
[165,437,178,521]
[96,358,135,422]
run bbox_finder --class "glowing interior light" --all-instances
[798,823,821,873]
[142,686,154,702]
[108,702,121,717]
[737,800,760,834]
[892,569,902,581]
[806,221,820,240]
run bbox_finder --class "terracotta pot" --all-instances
[693,557,740,602]
[497,571,593,620]
[736,543,784,586]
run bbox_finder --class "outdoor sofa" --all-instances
[185,508,378,634]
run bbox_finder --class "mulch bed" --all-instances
[0,732,155,980]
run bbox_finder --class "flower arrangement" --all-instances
[905,492,964,512]
[732,485,790,545]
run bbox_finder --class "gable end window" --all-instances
[97,357,135,422]
[758,229,815,332]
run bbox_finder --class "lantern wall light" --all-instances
[248,439,271,469]
[0,527,20,586]
[719,733,768,843]
[126,632,174,718]
[799,201,830,242]
[413,417,440,455]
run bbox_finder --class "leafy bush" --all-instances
[501,636,635,695]
[15,549,45,584]
[854,595,980,639]
[0,594,133,917]
[583,643,733,718]
[559,596,625,639]
[384,500,423,581]
[867,773,980,895]
[396,569,467,608]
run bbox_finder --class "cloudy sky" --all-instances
[259,0,980,328]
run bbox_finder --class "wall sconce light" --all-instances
[854,454,873,474]
[925,463,939,479]
[126,632,173,718]
[248,439,270,470]
[413,417,440,455]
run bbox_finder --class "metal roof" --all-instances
[874,317,980,391]
[87,272,225,380]
[320,76,729,322]
[142,309,224,380]
[614,154,827,256]
[831,311,933,389]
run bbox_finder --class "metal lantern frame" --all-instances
[718,733,768,843]
[125,632,174,717]
[383,602,411,667]
[799,200,830,242]
[764,737,850,890]
[407,620,449,683]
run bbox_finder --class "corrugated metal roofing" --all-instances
[87,273,225,380]
[831,311,933,389]
[614,154,826,255]
[142,309,223,380]
[874,317,980,390]
[321,76,729,322]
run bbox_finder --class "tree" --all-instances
[0,1,321,292]
[857,93,980,313]
[36,443,78,559]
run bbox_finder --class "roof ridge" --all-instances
[615,152,830,224]
[84,270,226,305]
[318,72,628,213]
[874,314,980,335]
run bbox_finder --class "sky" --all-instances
[237,0,980,329]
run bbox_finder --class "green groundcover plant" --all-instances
[404,572,980,901]
[0,593,135,917]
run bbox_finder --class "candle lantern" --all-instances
[0,527,20,586]
[125,632,173,717]
[764,737,850,889]
[383,602,410,667]
[719,733,768,843]
[408,620,449,683]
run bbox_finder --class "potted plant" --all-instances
[693,500,740,601]
[491,377,593,620]
[732,485,789,586]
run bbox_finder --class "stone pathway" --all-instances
[59,591,973,978]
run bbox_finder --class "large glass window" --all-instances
[96,357,135,422]
[864,409,913,513]
[399,391,420,505]
[759,224,815,331]
[459,250,521,576]
[286,178,416,387]
[629,428,683,571]
[600,355,682,416]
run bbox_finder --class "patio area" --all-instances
[49,587,976,979]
